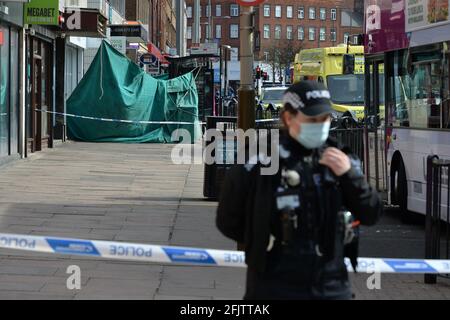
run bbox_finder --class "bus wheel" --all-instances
[391,159,413,224]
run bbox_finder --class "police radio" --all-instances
[276,168,302,248]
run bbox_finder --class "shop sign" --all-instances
[24,0,61,26]
[406,0,450,32]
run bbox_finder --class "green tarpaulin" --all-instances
[153,73,169,80]
[67,41,201,143]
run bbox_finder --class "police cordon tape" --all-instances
[35,109,280,125]
[36,109,203,125]
[1,232,449,274]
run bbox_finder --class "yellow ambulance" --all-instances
[295,45,365,119]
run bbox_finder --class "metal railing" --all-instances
[203,114,366,199]
[330,116,365,166]
[425,155,450,284]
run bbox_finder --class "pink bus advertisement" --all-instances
[364,0,410,54]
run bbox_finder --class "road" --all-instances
[0,141,449,299]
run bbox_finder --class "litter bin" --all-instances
[203,116,238,199]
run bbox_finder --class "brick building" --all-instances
[254,0,363,64]
[160,0,177,53]
[126,0,177,54]
[185,0,241,53]
[185,0,363,60]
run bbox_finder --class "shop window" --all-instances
[0,25,10,157]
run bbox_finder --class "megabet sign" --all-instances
[24,0,61,26]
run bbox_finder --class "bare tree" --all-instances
[262,40,281,82]
[278,39,303,82]
[263,39,303,83]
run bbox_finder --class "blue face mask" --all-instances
[296,121,331,149]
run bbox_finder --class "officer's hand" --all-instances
[318,147,351,177]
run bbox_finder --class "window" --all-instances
[344,32,350,43]
[230,4,239,17]
[275,24,281,39]
[275,5,281,18]
[0,26,14,157]
[388,51,447,129]
[320,8,326,20]
[230,24,239,38]
[286,26,293,39]
[309,27,315,40]
[187,26,192,39]
[216,24,222,39]
[263,24,270,39]
[216,4,221,17]
[327,74,366,105]
[330,28,337,42]
[206,4,211,17]
[309,7,315,19]
[186,6,192,19]
[298,6,304,19]
[261,88,286,101]
[287,6,293,18]
[331,8,337,21]
[298,26,304,40]
[199,5,202,17]
[205,24,211,39]
[353,35,359,45]
[264,4,270,17]
[320,27,326,41]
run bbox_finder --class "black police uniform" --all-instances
[216,132,382,300]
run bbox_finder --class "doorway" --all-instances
[365,57,388,193]
[29,37,53,153]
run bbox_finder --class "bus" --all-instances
[295,45,366,119]
[364,0,450,222]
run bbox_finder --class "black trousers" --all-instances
[244,268,352,300]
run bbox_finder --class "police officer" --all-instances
[216,81,382,300]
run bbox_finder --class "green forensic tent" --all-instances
[153,73,169,80]
[67,41,201,143]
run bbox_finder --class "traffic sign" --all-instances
[236,0,266,6]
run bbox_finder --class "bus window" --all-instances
[442,48,450,128]
[387,51,409,127]
[396,66,439,128]
[391,76,409,126]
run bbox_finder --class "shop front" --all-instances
[23,0,65,154]
[53,7,107,141]
[0,2,24,163]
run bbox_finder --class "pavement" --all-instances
[0,141,449,300]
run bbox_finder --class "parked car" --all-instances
[257,86,288,111]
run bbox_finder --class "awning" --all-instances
[147,42,170,64]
